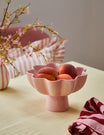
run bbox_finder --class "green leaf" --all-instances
[24,25,29,32]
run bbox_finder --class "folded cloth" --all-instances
[68,97,104,135]
[6,37,65,78]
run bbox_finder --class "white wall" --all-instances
[0,0,104,70]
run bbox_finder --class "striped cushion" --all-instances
[6,37,65,78]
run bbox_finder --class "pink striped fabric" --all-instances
[6,37,65,78]
[0,63,10,90]
[68,97,104,135]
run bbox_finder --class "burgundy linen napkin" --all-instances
[68,97,104,135]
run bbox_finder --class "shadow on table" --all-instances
[0,86,21,95]
[19,98,47,115]
[66,106,80,114]
[0,87,80,116]
[19,99,81,117]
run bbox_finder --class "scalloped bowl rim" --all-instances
[26,63,88,96]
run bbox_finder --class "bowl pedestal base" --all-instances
[46,95,69,112]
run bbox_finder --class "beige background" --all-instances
[0,0,104,70]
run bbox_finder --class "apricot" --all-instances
[38,67,58,77]
[37,73,56,81]
[57,74,73,80]
[59,64,78,79]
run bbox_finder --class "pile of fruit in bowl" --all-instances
[27,63,87,95]
[27,63,87,96]
[27,63,87,112]
[35,63,78,81]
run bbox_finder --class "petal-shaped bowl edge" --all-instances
[27,63,87,96]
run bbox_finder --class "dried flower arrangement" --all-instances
[0,0,65,77]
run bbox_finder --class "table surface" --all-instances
[0,61,104,135]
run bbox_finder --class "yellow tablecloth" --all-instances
[0,61,104,135]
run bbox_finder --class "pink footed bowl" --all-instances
[27,63,87,112]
